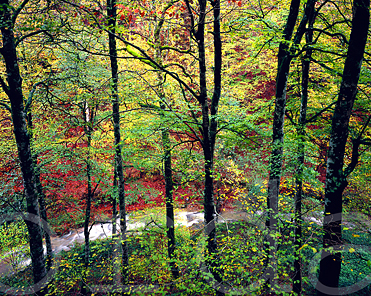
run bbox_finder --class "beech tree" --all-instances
[317,0,370,294]
[265,0,315,290]
[0,0,47,292]
[107,0,129,289]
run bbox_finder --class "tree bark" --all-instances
[193,0,224,292]
[107,0,129,289]
[265,0,301,290]
[112,165,118,235]
[27,111,53,270]
[317,0,370,294]
[293,9,315,294]
[81,129,92,296]
[0,1,47,293]
[153,6,180,278]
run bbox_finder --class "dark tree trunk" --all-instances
[162,119,179,279]
[154,17,179,278]
[27,112,53,270]
[317,1,370,294]
[112,165,118,235]
[153,3,179,279]
[107,0,129,288]
[0,1,47,293]
[197,0,216,271]
[293,10,315,294]
[81,130,92,296]
[265,0,315,291]
[265,0,301,289]
[194,0,224,292]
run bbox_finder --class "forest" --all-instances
[0,0,370,295]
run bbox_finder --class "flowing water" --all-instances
[0,209,251,277]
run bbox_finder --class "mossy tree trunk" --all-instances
[265,0,315,291]
[317,1,369,294]
[0,1,47,294]
[107,0,129,290]
[153,0,180,280]
[293,9,315,294]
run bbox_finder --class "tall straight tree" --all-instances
[153,0,180,279]
[107,0,129,288]
[185,0,224,290]
[0,0,47,293]
[265,0,315,290]
[81,100,94,296]
[293,8,316,294]
[317,0,370,294]
[26,92,53,270]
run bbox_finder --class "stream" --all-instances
[0,209,252,277]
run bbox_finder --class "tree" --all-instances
[292,7,316,293]
[266,0,315,290]
[0,0,47,293]
[153,0,180,279]
[317,0,370,294]
[26,81,53,270]
[107,0,129,289]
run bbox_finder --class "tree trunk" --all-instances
[265,0,316,291]
[265,0,301,290]
[154,2,179,279]
[293,10,315,294]
[107,0,129,289]
[81,130,92,296]
[153,1,180,279]
[161,121,179,279]
[112,165,118,235]
[0,1,47,293]
[27,110,53,270]
[317,1,370,294]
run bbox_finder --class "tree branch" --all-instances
[0,76,10,97]
[15,30,47,47]
[11,0,30,25]
[0,102,11,112]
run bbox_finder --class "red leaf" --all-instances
[237,1,242,6]
[140,11,145,17]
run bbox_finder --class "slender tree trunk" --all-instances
[107,0,129,289]
[112,165,118,235]
[265,0,301,290]
[265,0,316,291]
[153,2,180,279]
[27,111,53,270]
[317,1,369,294]
[208,0,223,291]
[196,0,217,269]
[293,10,315,294]
[81,128,93,296]
[161,120,179,279]
[0,2,47,294]
[193,0,224,292]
